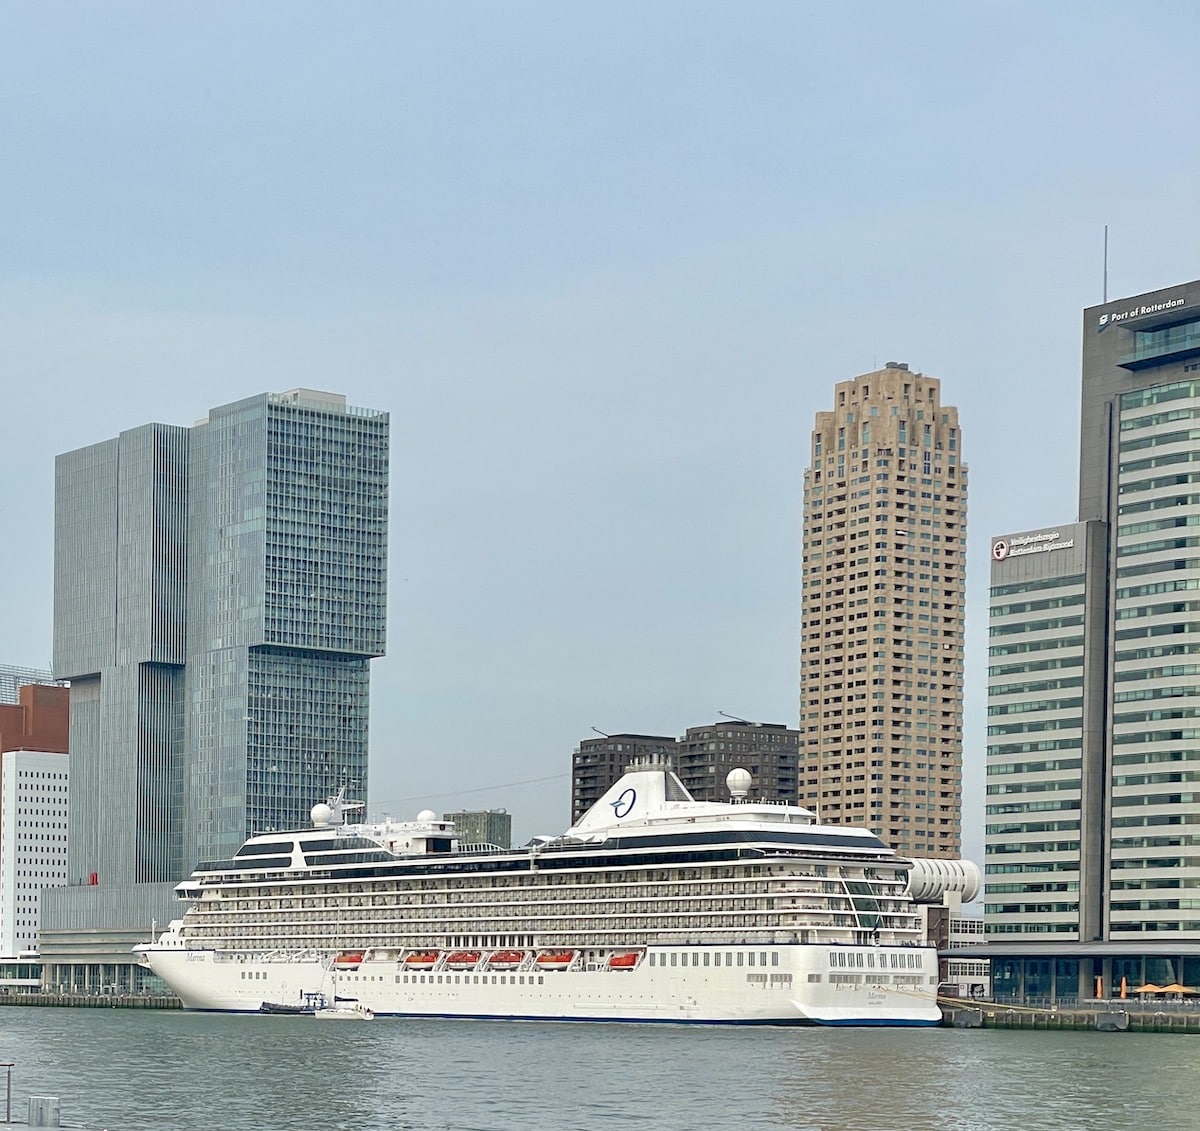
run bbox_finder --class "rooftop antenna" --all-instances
[1103,224,1108,303]
[718,710,750,724]
[590,726,610,738]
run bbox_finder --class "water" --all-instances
[3,1007,1200,1130]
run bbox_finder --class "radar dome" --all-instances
[417,808,437,822]
[310,802,334,827]
[726,768,752,800]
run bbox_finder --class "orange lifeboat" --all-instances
[445,951,481,969]
[404,951,440,969]
[608,952,640,970]
[333,951,365,970]
[535,950,575,970]
[487,949,526,970]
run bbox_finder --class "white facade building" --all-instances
[0,750,69,956]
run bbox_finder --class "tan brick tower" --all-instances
[799,363,966,857]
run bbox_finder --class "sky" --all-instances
[2,2,1199,865]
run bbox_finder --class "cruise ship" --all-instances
[135,763,950,1025]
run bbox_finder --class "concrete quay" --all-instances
[0,993,180,1010]
[941,999,1200,1033]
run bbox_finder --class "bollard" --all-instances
[28,1096,60,1127]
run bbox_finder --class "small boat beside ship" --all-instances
[258,991,328,1015]
[315,999,375,1022]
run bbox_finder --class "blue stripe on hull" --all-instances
[199,1006,938,1028]
[380,1012,940,1027]
[811,1018,939,1028]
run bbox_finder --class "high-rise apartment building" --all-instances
[980,278,1200,1001]
[572,733,677,823]
[674,721,798,802]
[799,363,966,858]
[570,723,800,821]
[42,389,388,992]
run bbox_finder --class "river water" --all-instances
[3,1007,1199,1130]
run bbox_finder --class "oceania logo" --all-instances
[992,539,1010,561]
[611,788,637,819]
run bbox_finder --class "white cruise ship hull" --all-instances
[137,944,940,1026]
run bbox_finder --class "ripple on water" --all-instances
[5,1010,1200,1131]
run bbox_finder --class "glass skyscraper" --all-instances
[43,389,387,991]
[981,279,1200,1001]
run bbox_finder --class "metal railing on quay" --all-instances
[986,993,1200,1013]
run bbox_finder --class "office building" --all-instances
[979,278,1200,999]
[445,809,512,849]
[0,679,70,959]
[799,363,966,857]
[984,521,1107,945]
[42,389,388,992]
[0,750,69,957]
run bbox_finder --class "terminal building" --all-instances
[976,278,1200,999]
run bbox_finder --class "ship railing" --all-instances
[210,947,327,964]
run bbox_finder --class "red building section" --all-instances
[0,683,69,754]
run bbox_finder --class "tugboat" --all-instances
[259,991,328,1015]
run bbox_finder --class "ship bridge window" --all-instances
[302,850,392,866]
[236,841,295,857]
[196,857,292,872]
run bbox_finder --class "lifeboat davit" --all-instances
[535,950,575,970]
[404,951,440,969]
[333,951,365,970]
[487,950,526,970]
[608,952,640,970]
[445,951,481,969]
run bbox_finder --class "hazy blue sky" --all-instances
[3,3,1198,863]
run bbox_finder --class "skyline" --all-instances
[3,3,1200,863]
